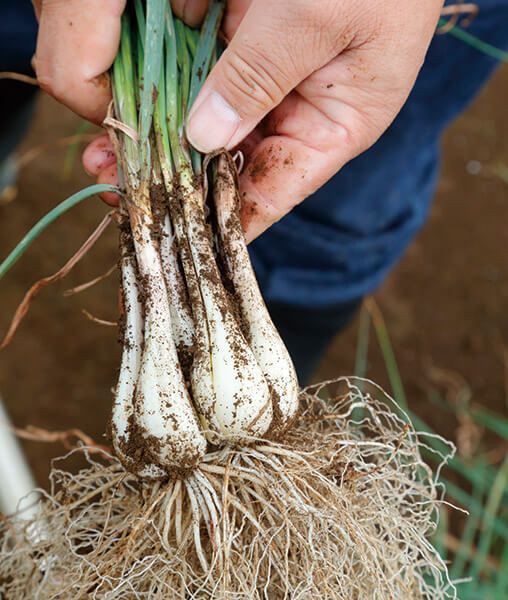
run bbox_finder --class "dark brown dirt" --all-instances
[247,144,281,183]
[0,64,507,487]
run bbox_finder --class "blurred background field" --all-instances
[0,63,507,597]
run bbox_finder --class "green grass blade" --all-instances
[456,582,501,599]
[0,184,119,280]
[439,18,508,63]
[449,484,482,580]
[418,393,507,497]
[354,304,370,379]
[433,507,449,561]
[427,386,508,442]
[469,454,508,580]
[352,305,370,418]
[367,299,408,409]
[444,479,508,542]
[366,295,508,501]
[364,301,493,489]
[492,163,508,185]
[495,542,508,595]
[471,407,508,440]
[368,303,500,512]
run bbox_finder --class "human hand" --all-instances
[32,0,206,123]
[36,0,444,242]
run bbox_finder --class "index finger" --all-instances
[34,0,126,124]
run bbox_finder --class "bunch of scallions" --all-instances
[109,0,300,478]
[0,1,456,598]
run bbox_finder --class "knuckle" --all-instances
[221,46,288,116]
[311,121,345,154]
[349,105,393,156]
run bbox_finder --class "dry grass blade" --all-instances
[0,71,39,86]
[0,212,114,349]
[439,3,479,34]
[102,116,139,143]
[11,425,110,454]
[81,309,117,328]
[63,264,117,297]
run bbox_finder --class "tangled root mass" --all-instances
[1,379,457,599]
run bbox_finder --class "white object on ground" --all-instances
[0,395,39,520]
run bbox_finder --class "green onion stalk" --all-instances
[110,0,299,478]
[0,1,455,596]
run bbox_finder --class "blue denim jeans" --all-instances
[0,0,37,163]
[251,1,508,309]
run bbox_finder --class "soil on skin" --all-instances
[0,65,507,488]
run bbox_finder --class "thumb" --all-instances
[186,0,343,153]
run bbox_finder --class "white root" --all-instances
[179,169,273,442]
[214,155,299,431]
[193,470,222,555]
[161,480,181,552]
[184,478,209,573]
[1,380,455,598]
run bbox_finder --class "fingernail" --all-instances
[186,91,241,153]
